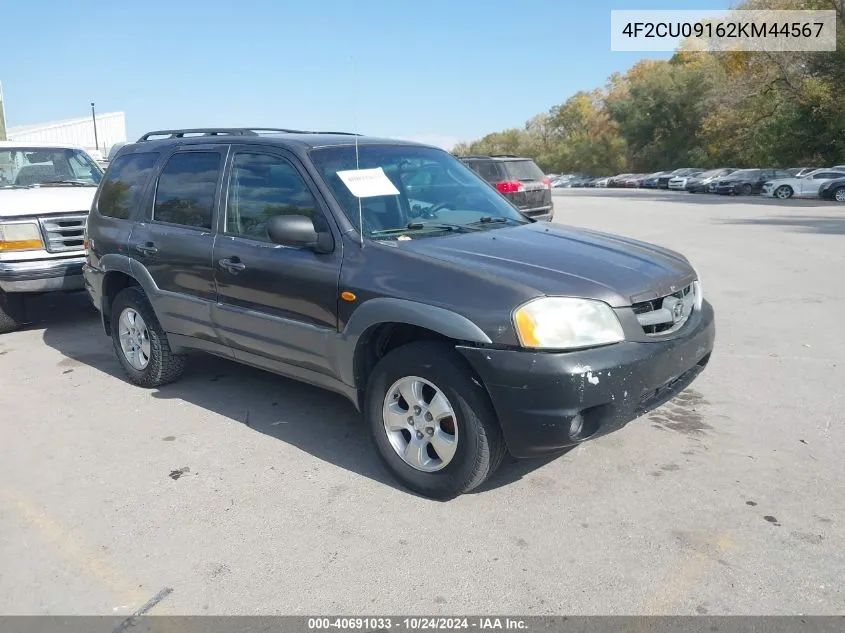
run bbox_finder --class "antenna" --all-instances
[351,56,364,247]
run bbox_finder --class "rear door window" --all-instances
[503,160,545,181]
[153,152,221,229]
[97,152,160,219]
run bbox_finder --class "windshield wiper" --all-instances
[370,221,479,237]
[466,216,528,227]
[38,179,96,187]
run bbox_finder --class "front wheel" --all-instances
[0,290,26,334]
[110,286,187,388]
[774,185,793,199]
[365,342,506,499]
[739,183,753,196]
[833,187,845,203]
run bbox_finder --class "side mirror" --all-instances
[267,215,333,253]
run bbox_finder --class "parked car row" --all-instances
[548,165,845,201]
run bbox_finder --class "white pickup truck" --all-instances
[0,141,103,333]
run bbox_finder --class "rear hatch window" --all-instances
[503,160,545,182]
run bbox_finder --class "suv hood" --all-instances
[0,187,96,218]
[401,223,696,307]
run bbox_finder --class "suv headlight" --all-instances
[513,297,625,350]
[0,221,44,252]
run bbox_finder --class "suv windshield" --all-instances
[0,147,103,188]
[310,145,528,240]
[502,159,545,181]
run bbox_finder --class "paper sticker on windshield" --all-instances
[336,167,399,198]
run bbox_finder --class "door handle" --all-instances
[135,243,158,255]
[218,257,246,274]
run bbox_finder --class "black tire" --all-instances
[774,185,793,199]
[832,186,845,203]
[110,286,187,388]
[365,341,506,499]
[739,183,753,196]
[0,290,25,334]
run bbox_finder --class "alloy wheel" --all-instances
[382,376,458,472]
[118,308,151,370]
[775,186,792,199]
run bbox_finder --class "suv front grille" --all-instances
[39,213,88,253]
[632,283,696,336]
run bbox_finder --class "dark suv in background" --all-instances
[457,155,553,221]
[710,168,793,195]
[83,127,714,498]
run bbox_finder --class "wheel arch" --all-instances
[334,298,492,410]
[98,254,160,335]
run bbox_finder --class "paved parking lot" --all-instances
[1,189,843,616]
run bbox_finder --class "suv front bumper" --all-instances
[457,300,715,458]
[0,257,86,293]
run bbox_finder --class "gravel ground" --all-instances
[1,188,843,616]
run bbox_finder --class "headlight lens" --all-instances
[513,297,625,350]
[0,222,44,252]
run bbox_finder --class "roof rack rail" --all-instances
[137,127,361,141]
[489,154,523,158]
[138,128,259,141]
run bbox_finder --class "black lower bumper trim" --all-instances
[458,301,716,457]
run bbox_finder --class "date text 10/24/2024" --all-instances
[307,618,528,630]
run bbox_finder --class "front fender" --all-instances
[331,297,492,389]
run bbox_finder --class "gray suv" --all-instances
[458,155,554,221]
[83,128,715,498]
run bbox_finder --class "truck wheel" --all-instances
[0,290,26,334]
[110,286,186,388]
[365,341,506,499]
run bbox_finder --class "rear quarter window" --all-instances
[97,152,160,219]
[503,160,545,181]
[466,160,505,183]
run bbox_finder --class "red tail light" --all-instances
[496,180,524,194]
[543,177,551,190]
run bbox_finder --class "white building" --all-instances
[7,112,127,160]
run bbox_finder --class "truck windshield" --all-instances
[309,145,528,240]
[0,148,103,188]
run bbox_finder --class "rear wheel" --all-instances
[739,183,753,196]
[110,286,187,387]
[774,185,793,199]
[0,290,26,334]
[833,187,845,203]
[365,341,505,499]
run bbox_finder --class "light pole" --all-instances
[91,101,99,151]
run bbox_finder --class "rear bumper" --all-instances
[458,301,715,458]
[82,262,107,324]
[0,257,86,293]
[521,205,554,222]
